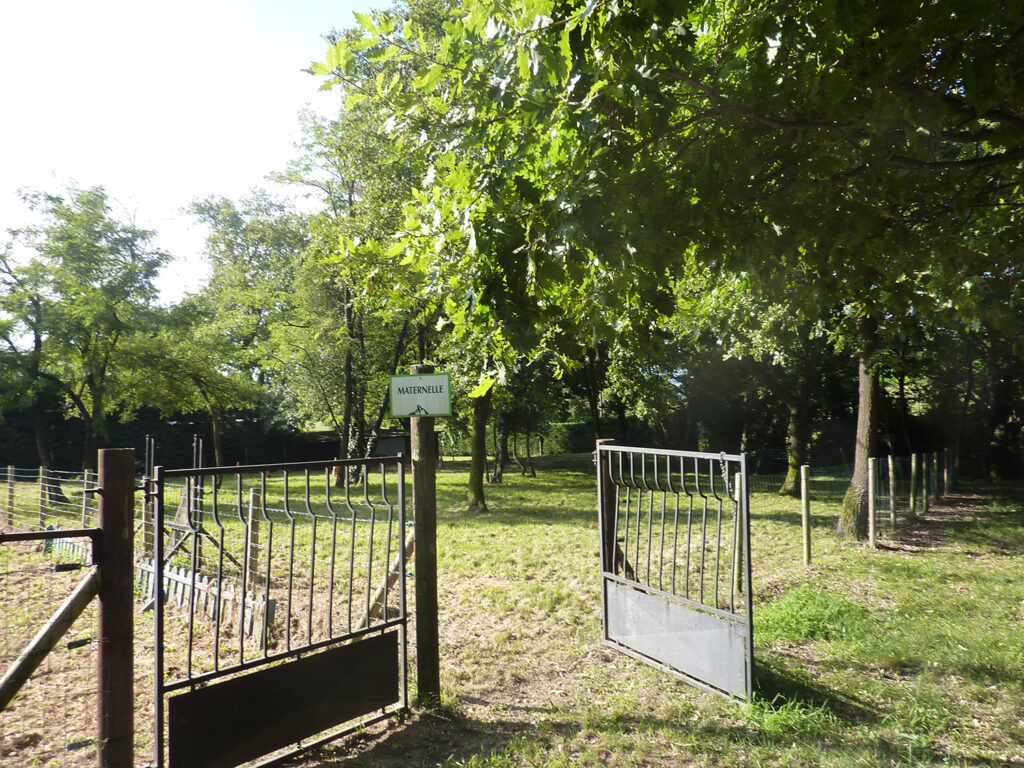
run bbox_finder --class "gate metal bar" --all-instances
[149,456,408,768]
[597,443,753,703]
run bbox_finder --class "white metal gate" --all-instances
[596,443,753,703]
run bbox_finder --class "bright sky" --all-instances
[0,0,372,301]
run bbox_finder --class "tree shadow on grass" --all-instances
[283,688,1024,768]
[281,706,549,768]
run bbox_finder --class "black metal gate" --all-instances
[596,443,752,703]
[146,455,409,768]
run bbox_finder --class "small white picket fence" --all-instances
[47,532,275,647]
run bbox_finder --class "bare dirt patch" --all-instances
[878,487,996,554]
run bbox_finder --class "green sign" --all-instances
[390,373,451,417]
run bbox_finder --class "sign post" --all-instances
[401,365,443,706]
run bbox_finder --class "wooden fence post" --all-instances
[943,448,951,496]
[410,364,440,707]
[909,454,919,520]
[800,465,811,567]
[922,454,930,516]
[868,458,876,548]
[97,448,135,768]
[38,467,46,528]
[81,469,92,527]
[246,487,261,589]
[139,467,154,557]
[887,454,896,530]
[5,466,13,526]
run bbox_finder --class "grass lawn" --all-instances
[281,453,1024,768]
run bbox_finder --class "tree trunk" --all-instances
[524,428,536,476]
[32,399,55,470]
[778,402,810,496]
[739,356,813,497]
[897,371,912,455]
[207,406,225,469]
[839,316,878,540]
[32,399,71,504]
[82,430,98,473]
[614,398,628,444]
[365,318,411,458]
[468,389,492,512]
[583,350,602,439]
[340,288,354,463]
[512,433,527,474]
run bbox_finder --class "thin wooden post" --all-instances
[925,450,933,518]
[5,465,13,526]
[410,364,440,707]
[887,454,896,530]
[246,487,261,589]
[357,529,415,630]
[97,448,135,768]
[142,482,154,558]
[800,465,811,567]
[38,467,46,528]
[81,469,93,527]
[867,458,876,548]
[943,448,950,496]
[909,454,919,520]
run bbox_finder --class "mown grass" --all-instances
[291,452,1023,768]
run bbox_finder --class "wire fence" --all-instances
[749,452,946,523]
[0,462,412,768]
[0,469,102,767]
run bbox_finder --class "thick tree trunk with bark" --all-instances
[468,389,492,512]
[32,400,55,470]
[839,316,878,540]
[523,429,536,476]
[207,407,225,469]
[82,429,98,473]
[741,356,812,497]
[582,350,602,439]
[779,402,810,496]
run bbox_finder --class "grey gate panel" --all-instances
[596,444,752,703]
[147,454,409,768]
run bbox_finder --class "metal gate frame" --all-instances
[147,455,409,768]
[596,442,753,704]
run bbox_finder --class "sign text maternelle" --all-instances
[390,373,451,418]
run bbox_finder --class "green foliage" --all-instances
[317,0,1024,343]
[542,421,595,454]
[1,186,168,466]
